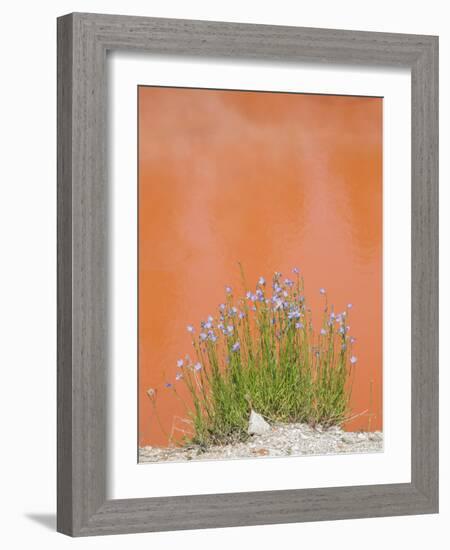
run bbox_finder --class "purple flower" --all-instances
[288,309,301,320]
[219,303,226,312]
[231,341,240,352]
[203,320,213,329]
[225,286,232,294]
[320,328,327,336]
[176,359,184,368]
[273,298,284,311]
[239,311,246,319]
[186,325,195,334]
[208,331,217,343]
[176,372,183,381]
[207,315,214,322]
[347,303,353,309]
[320,288,326,295]
[292,267,300,274]
[338,326,345,335]
[165,382,173,388]
[194,362,202,371]
[199,332,207,341]
[295,322,304,329]
[284,278,294,287]
[350,355,358,364]
[258,276,266,286]
[350,337,356,344]
[226,325,234,336]
[230,306,238,316]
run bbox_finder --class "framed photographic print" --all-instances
[57,12,438,536]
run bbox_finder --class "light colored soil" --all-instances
[139,423,383,463]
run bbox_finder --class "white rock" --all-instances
[247,410,271,435]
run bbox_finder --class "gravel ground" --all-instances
[139,423,383,463]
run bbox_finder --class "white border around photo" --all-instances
[107,52,411,500]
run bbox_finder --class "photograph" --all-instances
[138,86,383,463]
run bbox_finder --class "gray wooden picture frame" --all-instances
[57,12,438,537]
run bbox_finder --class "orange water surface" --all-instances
[138,87,382,447]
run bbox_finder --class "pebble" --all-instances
[247,410,271,435]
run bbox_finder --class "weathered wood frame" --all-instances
[57,12,438,536]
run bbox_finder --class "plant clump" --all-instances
[162,267,357,447]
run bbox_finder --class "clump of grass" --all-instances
[172,267,357,447]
